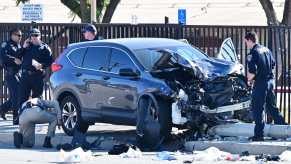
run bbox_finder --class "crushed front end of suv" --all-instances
[50,38,251,148]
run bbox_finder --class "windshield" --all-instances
[134,46,208,71]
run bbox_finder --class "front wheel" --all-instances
[60,96,89,136]
[136,97,172,149]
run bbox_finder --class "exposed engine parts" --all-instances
[169,74,251,136]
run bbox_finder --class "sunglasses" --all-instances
[31,34,40,37]
[13,33,22,37]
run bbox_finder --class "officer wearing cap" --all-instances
[0,28,23,124]
[82,24,103,41]
[245,31,286,141]
[17,28,53,123]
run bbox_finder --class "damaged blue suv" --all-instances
[49,38,251,147]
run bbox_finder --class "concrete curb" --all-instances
[0,117,135,150]
[184,141,291,155]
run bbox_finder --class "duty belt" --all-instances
[21,69,39,75]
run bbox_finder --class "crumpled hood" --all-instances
[187,57,237,80]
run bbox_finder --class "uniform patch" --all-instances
[257,47,269,54]
[39,45,44,50]
[247,55,252,62]
[11,45,17,52]
[1,42,7,48]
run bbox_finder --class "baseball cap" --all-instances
[82,24,97,33]
[30,28,41,36]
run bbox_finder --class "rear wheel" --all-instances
[60,96,89,136]
[136,97,172,149]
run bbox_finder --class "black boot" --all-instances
[13,131,23,148]
[13,112,19,125]
[248,136,264,141]
[43,137,53,148]
[0,110,6,120]
[13,118,19,125]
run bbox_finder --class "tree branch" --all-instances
[259,0,279,25]
[102,0,120,23]
[282,0,291,25]
[61,0,82,19]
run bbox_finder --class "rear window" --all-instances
[68,48,87,67]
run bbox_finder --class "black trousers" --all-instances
[17,73,44,111]
[0,73,19,118]
[252,79,286,137]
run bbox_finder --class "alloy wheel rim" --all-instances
[62,102,77,130]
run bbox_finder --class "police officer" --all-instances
[245,31,286,141]
[17,28,53,123]
[13,98,62,148]
[82,24,103,41]
[0,28,23,123]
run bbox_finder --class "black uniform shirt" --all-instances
[0,39,22,72]
[247,43,275,82]
[21,42,53,73]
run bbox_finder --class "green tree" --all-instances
[16,0,120,23]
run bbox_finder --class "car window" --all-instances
[82,47,110,71]
[68,48,86,67]
[109,49,136,74]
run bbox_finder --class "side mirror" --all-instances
[119,68,140,77]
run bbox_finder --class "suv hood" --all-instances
[178,56,241,81]
[190,58,239,80]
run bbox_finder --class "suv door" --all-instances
[79,46,111,121]
[217,38,238,63]
[101,48,140,125]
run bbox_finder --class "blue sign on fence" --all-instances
[178,9,186,25]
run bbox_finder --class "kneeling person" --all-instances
[13,98,61,148]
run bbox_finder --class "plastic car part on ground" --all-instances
[108,144,139,155]
[59,147,93,163]
[192,147,233,161]
[154,151,177,161]
[120,147,143,158]
[279,150,291,161]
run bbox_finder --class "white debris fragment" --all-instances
[120,147,142,158]
[154,151,177,161]
[193,147,231,161]
[239,156,256,162]
[279,150,291,161]
[59,147,92,163]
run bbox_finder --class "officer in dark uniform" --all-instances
[245,31,286,141]
[0,28,23,123]
[17,28,53,122]
[82,24,103,41]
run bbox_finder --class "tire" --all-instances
[136,97,172,149]
[60,96,89,136]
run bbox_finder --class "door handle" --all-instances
[103,76,110,80]
[75,72,82,77]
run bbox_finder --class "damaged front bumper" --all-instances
[199,100,251,114]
